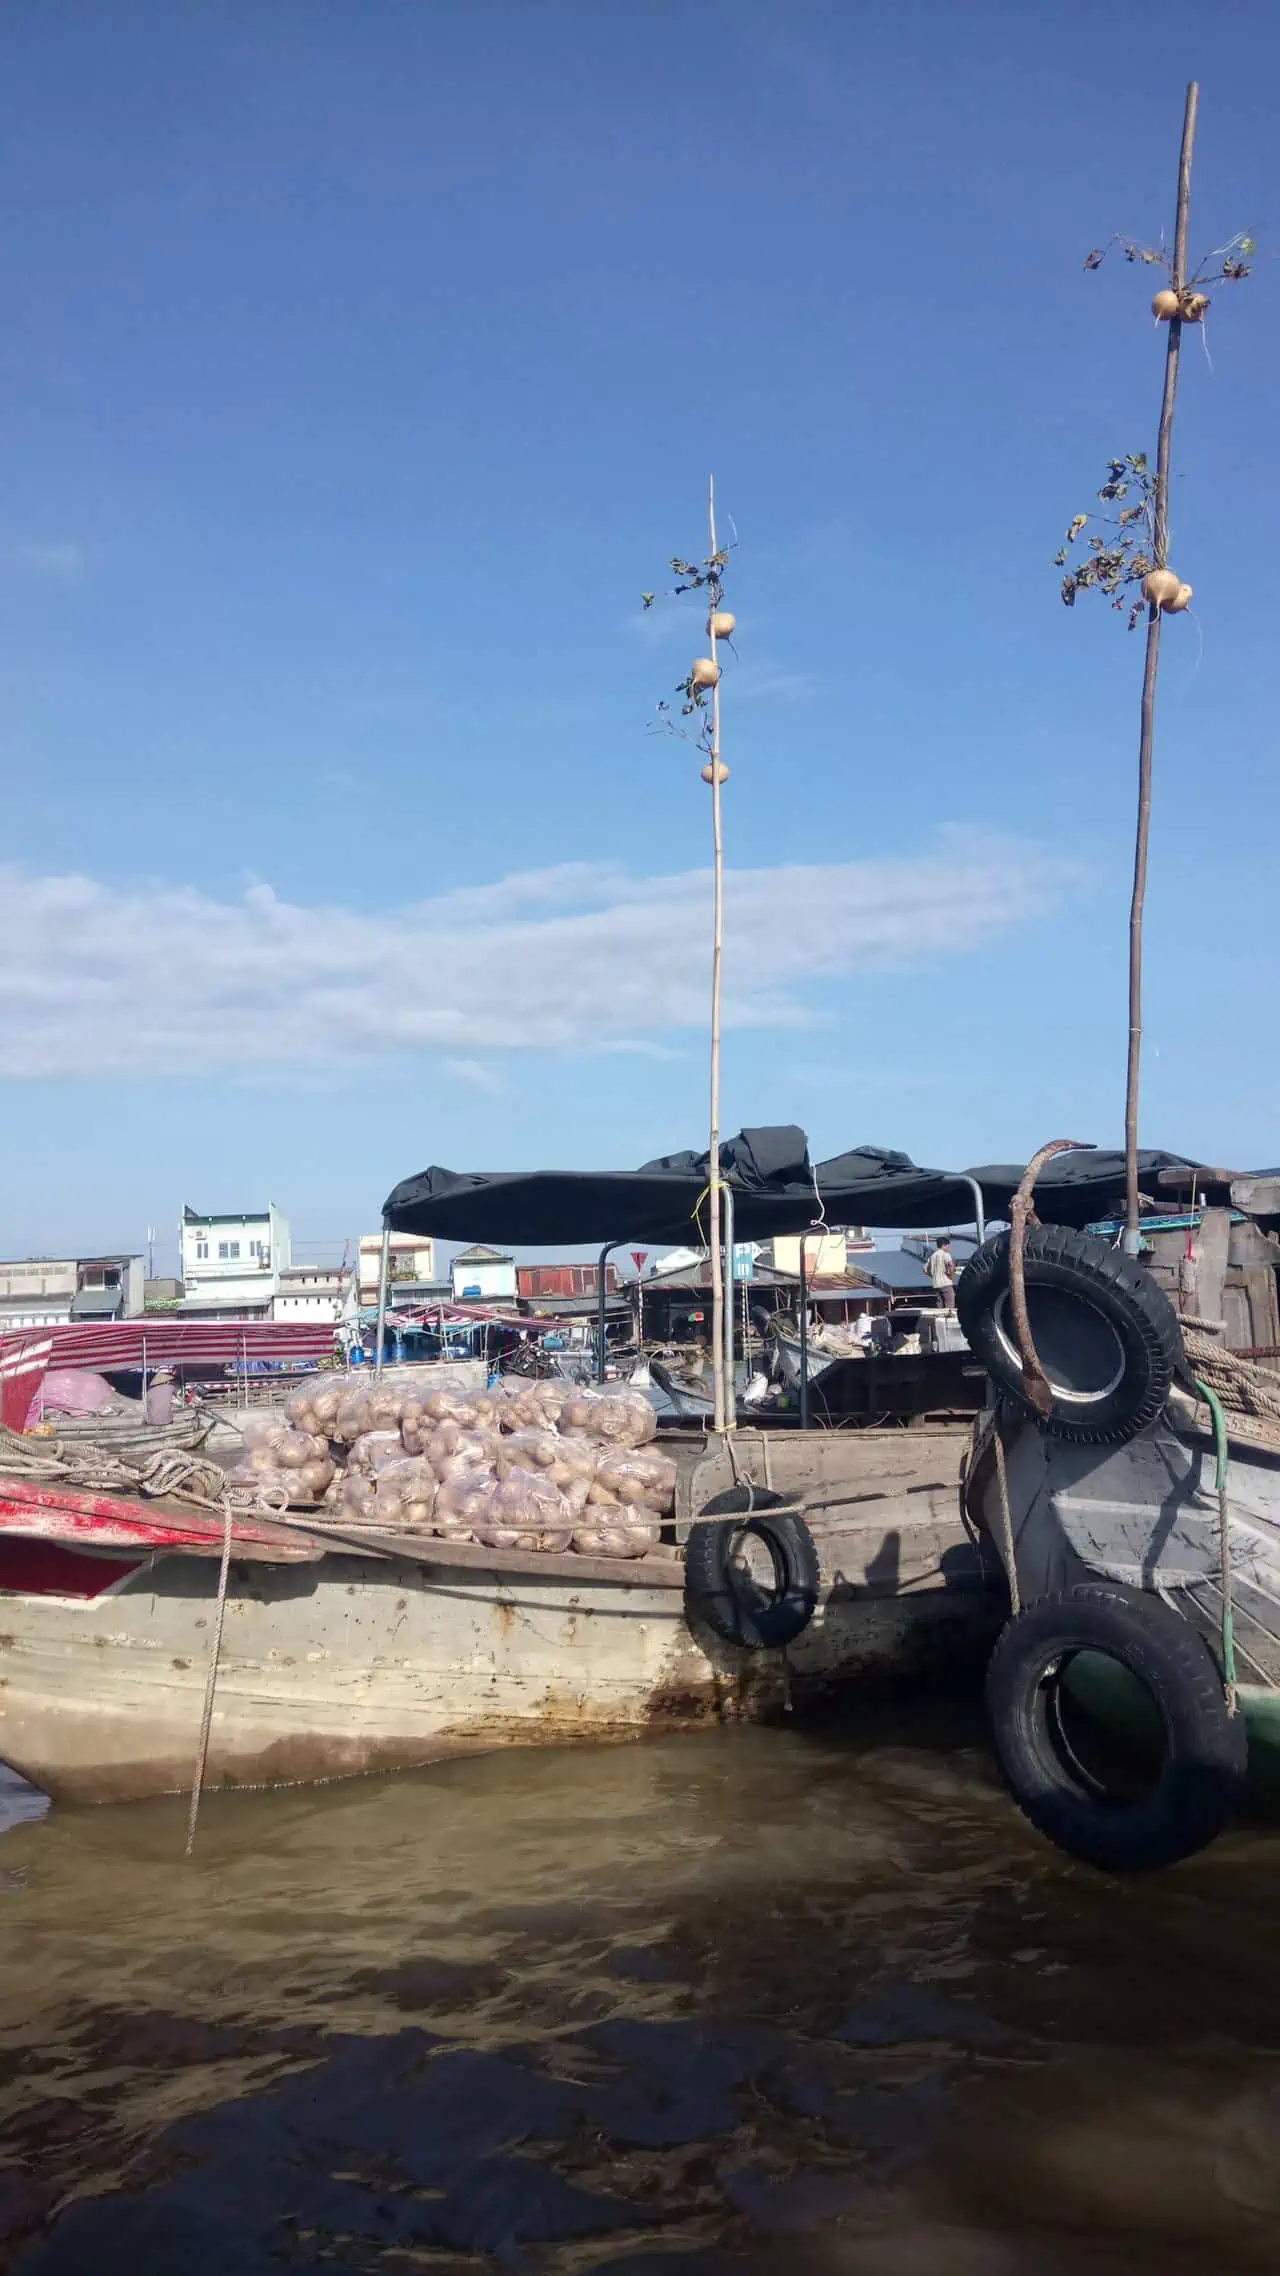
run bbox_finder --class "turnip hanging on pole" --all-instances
[644,484,736,1431]
[1057,81,1256,1253]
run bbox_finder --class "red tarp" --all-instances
[0,1318,338,1429]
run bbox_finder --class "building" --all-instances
[386,1278,454,1314]
[72,1255,147,1321]
[771,1229,852,1279]
[358,1234,437,1307]
[179,1204,291,1318]
[647,1246,705,1282]
[273,1266,353,1325]
[450,1245,517,1301]
[0,1253,145,1331]
[515,1262,620,1302]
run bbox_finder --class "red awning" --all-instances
[0,1318,339,1426]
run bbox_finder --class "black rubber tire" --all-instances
[985,1582,1247,1873]
[957,1222,1182,1445]
[684,1486,820,1651]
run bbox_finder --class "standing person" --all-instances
[927,1236,957,1312]
[144,1365,175,1427]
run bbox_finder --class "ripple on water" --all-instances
[1,1704,1280,2273]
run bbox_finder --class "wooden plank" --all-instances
[291,1519,687,1590]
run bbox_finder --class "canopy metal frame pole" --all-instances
[798,1235,811,1432]
[957,1175,986,1244]
[374,1219,391,1378]
[596,1241,622,1385]
[722,1183,736,1432]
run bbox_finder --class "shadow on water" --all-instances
[2,1704,1280,2272]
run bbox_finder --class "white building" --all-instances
[358,1233,437,1306]
[771,1229,852,1278]
[647,1246,705,1283]
[273,1265,352,1325]
[450,1244,517,1301]
[0,1253,145,1331]
[180,1204,291,1318]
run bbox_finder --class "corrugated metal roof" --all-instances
[859,1250,933,1292]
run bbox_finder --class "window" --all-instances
[218,1240,241,1261]
[195,1240,209,1261]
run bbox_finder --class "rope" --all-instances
[1007,1139,1087,1419]
[1182,1330,1280,1430]
[1195,1377,1238,1712]
[185,1492,235,1856]
[0,1424,292,1518]
[991,1419,1021,1615]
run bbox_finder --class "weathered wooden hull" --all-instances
[0,1428,998,1805]
[0,1547,735,1804]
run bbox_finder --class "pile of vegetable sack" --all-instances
[231,1372,676,1560]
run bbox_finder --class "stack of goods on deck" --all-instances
[227,1418,336,1508]
[276,1374,676,1558]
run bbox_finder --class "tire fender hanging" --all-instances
[985,1581,1247,1872]
[684,1485,820,1651]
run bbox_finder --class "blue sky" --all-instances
[1,1,1276,1271]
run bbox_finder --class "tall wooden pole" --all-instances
[706,474,727,1431]
[1125,80,1198,1253]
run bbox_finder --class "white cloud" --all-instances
[0,832,1082,1081]
[731,661,817,703]
[18,541,84,579]
[443,1058,504,1096]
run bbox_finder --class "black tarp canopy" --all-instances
[383,1130,1204,1247]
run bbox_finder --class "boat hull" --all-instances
[0,1547,752,1805]
[967,1407,1280,1697]
[0,1428,998,1805]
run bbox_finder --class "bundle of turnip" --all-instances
[495,1429,597,1516]
[433,1465,498,1541]
[227,1419,335,1507]
[496,1378,570,1431]
[589,1447,677,1517]
[572,1506,660,1559]
[400,1384,483,1451]
[285,1375,347,1440]
[337,1455,437,1532]
[464,1384,524,1430]
[333,1372,419,1444]
[345,1429,407,1477]
[471,1467,572,1553]
[557,1386,657,1448]
[423,1417,501,1479]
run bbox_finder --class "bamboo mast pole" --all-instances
[706,473,727,1431]
[1125,80,1198,1253]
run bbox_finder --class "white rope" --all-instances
[185,1492,235,1857]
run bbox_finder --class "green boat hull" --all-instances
[1061,1655,1280,1807]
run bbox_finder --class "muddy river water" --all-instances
[2,1702,1280,2273]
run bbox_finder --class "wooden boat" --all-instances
[769,1324,985,1424]
[0,1426,996,1806]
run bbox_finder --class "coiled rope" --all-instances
[0,1423,290,1517]
[1181,1328,1280,1437]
